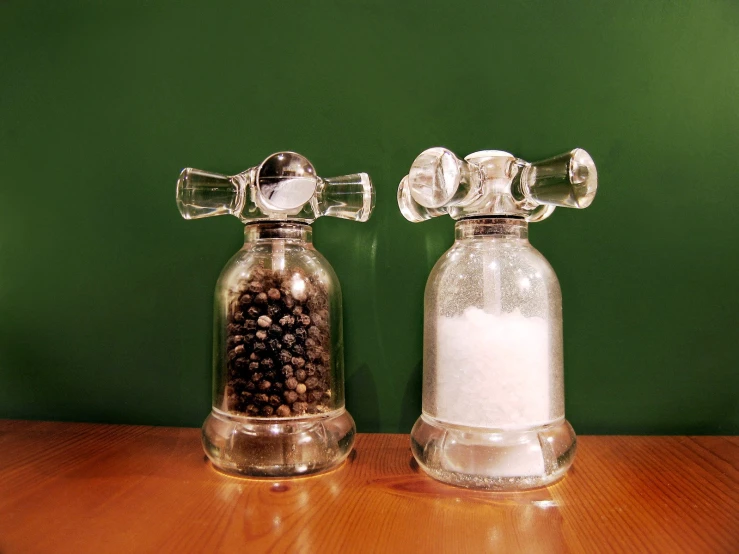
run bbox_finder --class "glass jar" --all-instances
[176,151,373,477]
[410,217,576,489]
[399,146,596,489]
[202,221,355,476]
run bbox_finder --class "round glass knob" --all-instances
[408,147,461,209]
[257,152,318,212]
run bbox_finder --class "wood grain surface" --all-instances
[0,420,737,553]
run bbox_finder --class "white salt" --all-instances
[434,307,551,430]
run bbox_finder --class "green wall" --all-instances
[1,0,737,434]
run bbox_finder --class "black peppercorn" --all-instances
[310,390,323,402]
[244,319,257,331]
[295,328,307,341]
[267,305,281,317]
[262,405,274,416]
[283,390,298,404]
[295,369,306,382]
[279,315,295,328]
[276,405,291,417]
[248,281,263,293]
[292,402,308,414]
[279,350,292,364]
[239,293,253,305]
[255,393,269,403]
[286,377,298,390]
[305,377,319,389]
[291,357,305,369]
[257,315,272,328]
[230,344,245,356]
[282,365,294,378]
[292,345,305,356]
[256,330,267,341]
[282,333,295,347]
[247,306,261,318]
[269,394,281,406]
[232,312,245,323]
[268,288,281,301]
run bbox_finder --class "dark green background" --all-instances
[1,0,737,433]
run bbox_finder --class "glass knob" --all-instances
[256,152,318,214]
[176,168,244,220]
[515,148,597,209]
[408,147,464,208]
[397,176,448,222]
[317,173,375,222]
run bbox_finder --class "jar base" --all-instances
[410,415,576,490]
[202,408,355,477]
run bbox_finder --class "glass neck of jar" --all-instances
[454,217,529,240]
[244,221,313,244]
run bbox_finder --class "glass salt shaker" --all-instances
[398,147,597,490]
[177,151,374,477]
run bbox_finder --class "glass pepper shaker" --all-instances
[398,147,597,489]
[177,151,374,477]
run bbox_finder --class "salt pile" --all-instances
[434,307,551,429]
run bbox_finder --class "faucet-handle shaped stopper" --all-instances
[176,152,375,224]
[397,146,597,222]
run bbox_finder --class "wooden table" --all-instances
[0,421,737,553]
